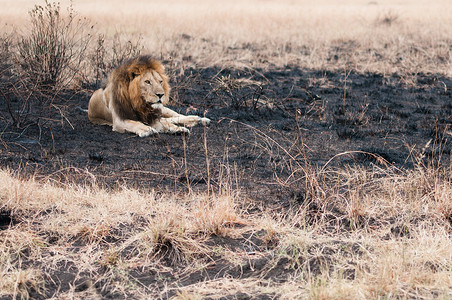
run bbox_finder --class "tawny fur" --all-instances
[88,55,210,137]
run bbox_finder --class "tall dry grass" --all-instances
[1,0,452,75]
[0,166,243,298]
[1,155,451,298]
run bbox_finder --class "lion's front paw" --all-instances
[200,117,211,126]
[138,127,158,137]
[173,126,190,134]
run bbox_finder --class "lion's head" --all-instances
[110,55,171,124]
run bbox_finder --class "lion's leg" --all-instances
[151,118,190,134]
[110,109,157,137]
[164,116,210,127]
[112,119,158,137]
[160,106,211,127]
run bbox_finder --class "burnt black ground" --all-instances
[1,66,451,203]
[1,66,452,298]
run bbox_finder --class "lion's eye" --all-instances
[145,80,152,85]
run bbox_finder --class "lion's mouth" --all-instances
[151,103,163,109]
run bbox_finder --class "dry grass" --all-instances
[2,0,452,76]
[0,167,244,298]
[1,158,451,298]
[1,0,452,299]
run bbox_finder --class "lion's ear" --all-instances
[128,65,141,81]
[130,72,139,80]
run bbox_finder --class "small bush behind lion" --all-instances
[0,0,91,131]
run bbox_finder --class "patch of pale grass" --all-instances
[2,0,452,75]
[0,228,48,297]
[0,227,45,299]
[314,161,452,227]
[1,158,451,298]
[0,169,241,237]
[0,168,242,298]
[171,277,305,300]
[364,228,452,299]
[0,267,45,300]
[259,218,451,299]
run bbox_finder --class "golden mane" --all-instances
[110,55,170,124]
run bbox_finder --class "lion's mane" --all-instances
[108,55,170,125]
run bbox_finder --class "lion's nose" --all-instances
[156,93,164,100]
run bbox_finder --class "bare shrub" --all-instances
[375,10,400,26]
[0,32,28,128]
[213,74,267,110]
[0,1,92,129]
[88,33,143,86]
[16,0,90,91]
[0,32,12,73]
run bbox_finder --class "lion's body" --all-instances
[88,55,210,137]
[88,89,113,125]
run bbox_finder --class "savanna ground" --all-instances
[0,0,452,299]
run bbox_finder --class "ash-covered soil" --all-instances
[2,66,451,202]
[1,66,451,298]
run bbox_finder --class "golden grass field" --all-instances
[1,0,452,299]
[2,0,452,74]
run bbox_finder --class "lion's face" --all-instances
[133,70,169,108]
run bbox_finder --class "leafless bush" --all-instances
[0,1,92,129]
[0,32,12,72]
[89,33,143,85]
[16,2,89,92]
[375,10,400,26]
[0,32,25,128]
[213,74,267,110]
[16,1,91,91]
[1,1,144,130]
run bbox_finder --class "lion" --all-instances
[88,55,210,137]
